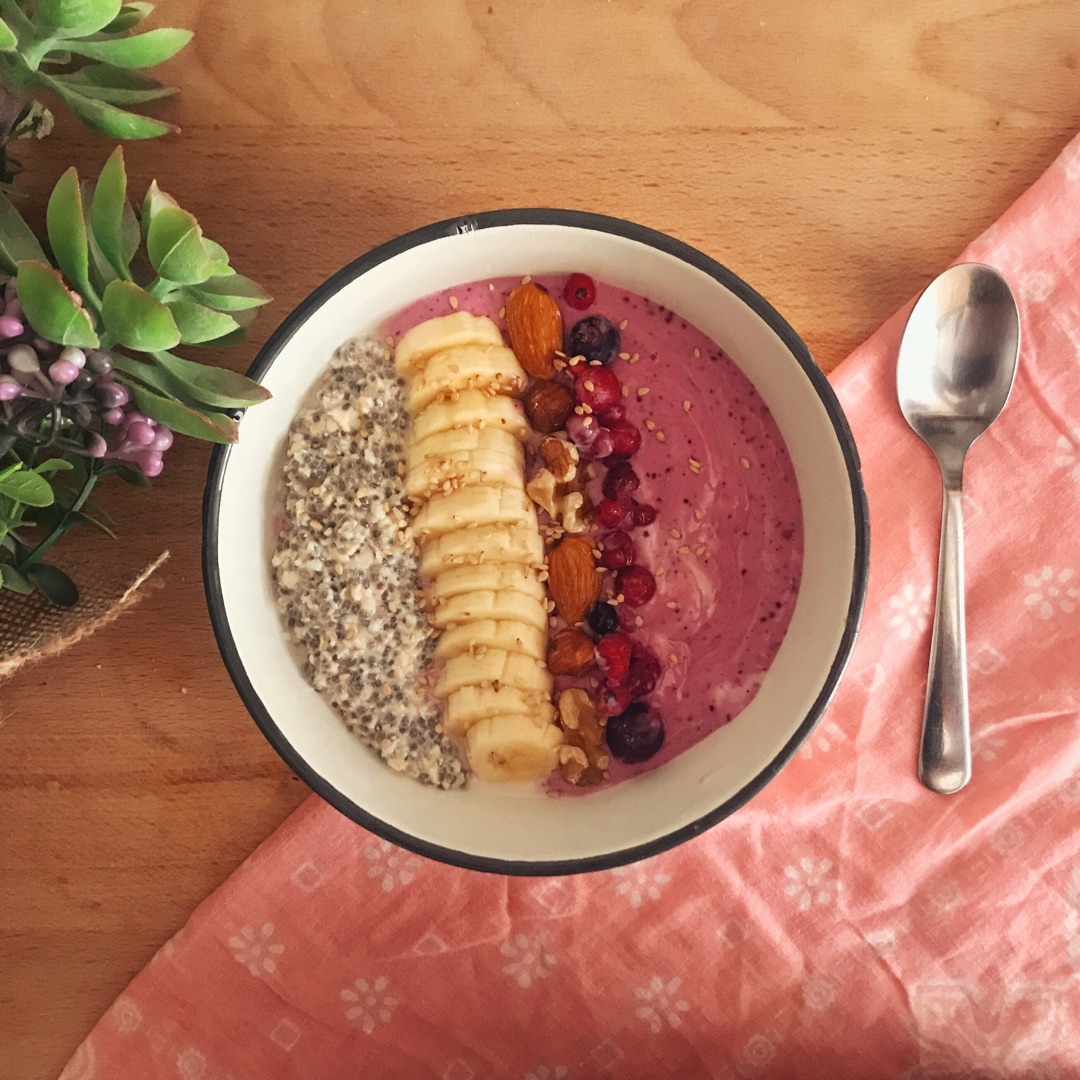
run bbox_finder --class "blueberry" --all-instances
[587,601,620,636]
[567,315,620,364]
[606,703,665,764]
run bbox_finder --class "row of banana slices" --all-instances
[395,311,565,782]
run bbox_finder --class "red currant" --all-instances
[595,632,633,684]
[605,420,642,458]
[629,500,657,527]
[595,498,629,528]
[563,273,596,310]
[602,461,639,502]
[598,530,636,568]
[573,366,621,413]
[615,565,656,606]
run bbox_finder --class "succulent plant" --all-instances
[0,0,188,184]
[0,147,270,604]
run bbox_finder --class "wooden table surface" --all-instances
[2,1,1079,1075]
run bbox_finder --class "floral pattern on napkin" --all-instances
[58,133,1080,1080]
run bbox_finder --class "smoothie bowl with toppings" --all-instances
[203,211,869,874]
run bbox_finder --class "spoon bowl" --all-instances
[897,262,1020,793]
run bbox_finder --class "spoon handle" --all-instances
[919,478,971,794]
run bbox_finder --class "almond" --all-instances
[547,534,600,625]
[538,433,578,483]
[546,627,595,676]
[524,380,574,434]
[505,282,562,378]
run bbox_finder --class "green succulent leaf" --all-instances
[146,205,214,284]
[0,17,17,50]
[1,563,34,594]
[33,0,122,36]
[184,273,270,312]
[139,178,177,238]
[90,146,131,279]
[101,1,154,33]
[68,26,192,68]
[46,166,98,306]
[16,260,100,347]
[101,278,179,350]
[33,458,75,476]
[165,299,239,344]
[0,468,55,507]
[46,79,175,138]
[0,195,48,275]
[201,238,232,273]
[53,67,177,105]
[151,349,270,408]
[24,561,78,606]
[128,383,238,443]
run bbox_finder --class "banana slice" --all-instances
[411,390,530,445]
[444,685,556,737]
[431,589,549,633]
[405,447,526,501]
[407,345,527,414]
[466,714,564,782]
[431,561,545,602]
[420,523,546,577]
[406,425,524,476]
[434,619,547,662]
[394,312,505,377]
[412,486,536,542]
[434,648,554,699]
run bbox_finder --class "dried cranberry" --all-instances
[565,414,614,460]
[606,703,665,763]
[605,420,641,458]
[563,273,596,310]
[595,497,629,528]
[602,461,639,502]
[615,565,656,606]
[598,530,636,569]
[629,500,657,527]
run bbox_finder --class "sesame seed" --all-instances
[645,419,656,431]
[521,274,532,284]
[689,457,701,469]
[694,508,705,521]
[656,566,666,577]
[693,347,701,358]
[656,431,667,443]
[741,456,751,469]
[634,615,643,627]
[637,387,650,397]
[668,652,678,665]
[665,600,678,610]
[670,528,682,539]
[683,400,692,412]
[498,306,506,319]
[695,545,707,556]
[448,295,459,310]
[488,282,495,291]
[584,380,595,392]
[618,351,630,360]
[678,545,690,555]
[618,319,629,330]
[621,385,629,397]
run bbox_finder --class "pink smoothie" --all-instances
[383,274,803,788]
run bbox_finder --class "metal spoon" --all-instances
[896,262,1020,794]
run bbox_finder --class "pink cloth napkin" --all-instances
[60,136,1080,1080]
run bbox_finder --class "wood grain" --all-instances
[2,1,1079,1075]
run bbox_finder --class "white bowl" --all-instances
[203,211,869,875]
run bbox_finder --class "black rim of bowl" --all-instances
[202,209,870,877]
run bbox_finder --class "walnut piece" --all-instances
[557,688,608,786]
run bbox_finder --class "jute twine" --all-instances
[0,549,169,682]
